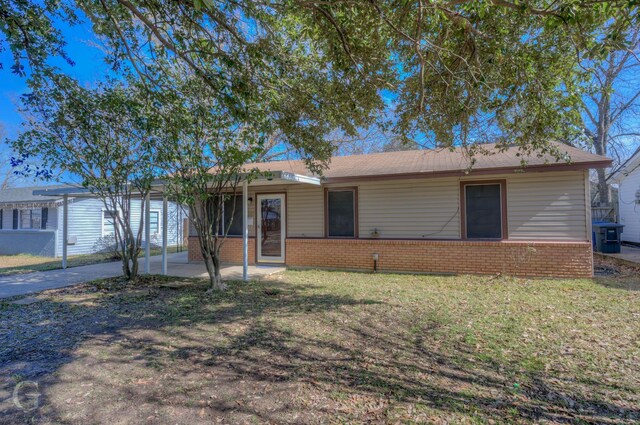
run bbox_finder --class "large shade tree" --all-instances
[2,1,638,162]
[578,26,640,204]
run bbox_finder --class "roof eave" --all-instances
[323,160,612,183]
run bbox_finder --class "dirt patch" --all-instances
[594,254,640,276]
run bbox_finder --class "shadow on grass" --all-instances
[593,275,640,291]
[0,275,637,424]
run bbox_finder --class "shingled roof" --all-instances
[0,185,80,207]
[246,142,610,182]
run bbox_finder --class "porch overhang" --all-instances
[31,170,318,281]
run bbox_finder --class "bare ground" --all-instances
[0,265,638,424]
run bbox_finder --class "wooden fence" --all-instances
[592,205,617,222]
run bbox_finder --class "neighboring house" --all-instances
[609,146,640,244]
[188,143,610,278]
[0,185,187,257]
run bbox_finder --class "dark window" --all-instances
[327,190,355,237]
[41,207,48,229]
[0,209,3,229]
[207,195,243,237]
[224,195,243,236]
[464,184,502,239]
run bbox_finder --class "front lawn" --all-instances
[0,246,181,276]
[1,270,638,424]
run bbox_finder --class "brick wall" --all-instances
[285,239,593,278]
[188,236,256,265]
[189,236,593,278]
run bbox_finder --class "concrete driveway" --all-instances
[0,252,285,299]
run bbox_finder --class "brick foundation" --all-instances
[189,236,593,278]
[188,237,256,265]
[286,239,593,278]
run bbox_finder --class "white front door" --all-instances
[257,194,285,263]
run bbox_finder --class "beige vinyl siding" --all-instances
[195,169,589,243]
[502,170,588,241]
[287,186,324,237]
[357,178,460,239]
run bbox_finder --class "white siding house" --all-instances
[610,147,640,244]
[0,186,187,257]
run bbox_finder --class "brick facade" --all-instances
[189,236,593,278]
[188,237,256,265]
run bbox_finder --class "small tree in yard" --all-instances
[156,76,265,291]
[11,76,157,280]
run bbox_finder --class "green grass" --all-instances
[0,246,181,276]
[1,271,638,424]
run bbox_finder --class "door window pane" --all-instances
[327,190,355,237]
[465,184,502,239]
[260,198,282,257]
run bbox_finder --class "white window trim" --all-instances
[149,209,161,235]
[18,208,43,231]
[101,208,121,237]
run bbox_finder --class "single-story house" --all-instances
[188,142,610,278]
[609,146,640,244]
[0,185,187,257]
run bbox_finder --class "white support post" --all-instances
[162,195,168,275]
[242,180,249,282]
[62,194,68,269]
[145,194,151,274]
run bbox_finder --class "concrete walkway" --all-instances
[0,252,285,299]
[596,245,640,267]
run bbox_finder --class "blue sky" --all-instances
[0,16,108,139]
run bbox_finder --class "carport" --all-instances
[33,171,320,281]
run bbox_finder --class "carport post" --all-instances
[242,179,248,282]
[162,195,168,275]
[62,194,68,269]
[144,194,151,274]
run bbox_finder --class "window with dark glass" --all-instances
[327,190,355,237]
[207,195,243,236]
[223,195,243,236]
[464,184,503,239]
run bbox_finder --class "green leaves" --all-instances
[4,0,638,163]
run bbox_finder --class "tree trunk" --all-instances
[596,168,610,205]
[121,254,132,280]
[204,253,226,291]
[593,129,610,205]
[130,252,139,280]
